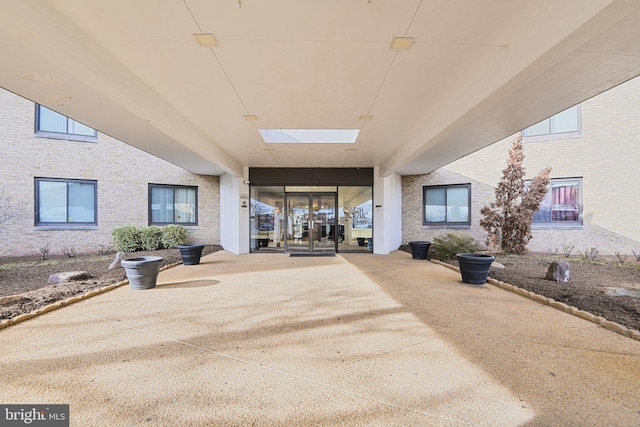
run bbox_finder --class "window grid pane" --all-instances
[424,185,470,225]
[533,179,581,223]
[68,119,96,136]
[446,187,469,223]
[38,181,67,222]
[425,188,446,222]
[174,188,196,223]
[68,182,95,222]
[551,106,579,133]
[151,187,174,223]
[36,179,96,225]
[38,106,67,133]
[523,105,580,137]
[150,185,198,225]
[523,119,550,137]
[36,104,97,140]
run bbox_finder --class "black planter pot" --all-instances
[121,256,163,290]
[357,237,366,246]
[409,241,431,259]
[177,244,205,265]
[456,253,495,285]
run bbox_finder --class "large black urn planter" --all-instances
[177,244,205,265]
[409,241,431,260]
[456,253,495,285]
[121,256,163,290]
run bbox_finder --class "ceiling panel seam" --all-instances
[185,0,252,118]
[404,0,423,35]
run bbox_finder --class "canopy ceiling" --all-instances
[1,0,639,177]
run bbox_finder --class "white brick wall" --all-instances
[0,90,220,257]
[403,76,640,255]
[402,169,494,248]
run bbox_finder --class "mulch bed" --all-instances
[489,254,640,332]
[0,245,221,320]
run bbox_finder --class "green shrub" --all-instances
[112,226,142,252]
[161,225,188,248]
[113,225,187,252]
[140,226,164,251]
[431,233,481,261]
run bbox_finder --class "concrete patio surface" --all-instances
[1,250,640,426]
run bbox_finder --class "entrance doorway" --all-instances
[249,181,373,254]
[285,193,337,253]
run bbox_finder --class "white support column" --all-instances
[373,167,403,254]
[220,168,250,254]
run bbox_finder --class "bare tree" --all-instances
[480,134,551,254]
[0,186,29,226]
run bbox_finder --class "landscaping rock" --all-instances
[108,251,126,269]
[47,271,93,284]
[545,261,570,283]
[605,287,640,298]
[0,295,27,305]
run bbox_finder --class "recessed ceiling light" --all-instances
[390,36,414,49]
[359,115,374,121]
[243,115,258,121]
[194,33,218,46]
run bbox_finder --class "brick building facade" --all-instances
[402,76,640,255]
[0,89,220,257]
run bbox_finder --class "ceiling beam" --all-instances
[380,0,638,176]
[0,0,244,176]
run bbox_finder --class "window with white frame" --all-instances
[35,178,97,226]
[149,184,198,225]
[522,105,581,140]
[35,105,97,141]
[423,184,471,225]
[532,178,582,225]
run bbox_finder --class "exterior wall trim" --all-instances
[250,167,373,186]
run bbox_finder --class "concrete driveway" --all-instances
[1,250,639,426]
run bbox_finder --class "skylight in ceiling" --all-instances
[258,129,360,144]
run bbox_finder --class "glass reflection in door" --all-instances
[338,186,373,252]
[286,195,310,252]
[313,194,336,252]
[286,193,336,253]
[250,186,285,252]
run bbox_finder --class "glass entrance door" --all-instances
[285,193,336,253]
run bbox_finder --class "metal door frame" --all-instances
[284,192,337,253]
